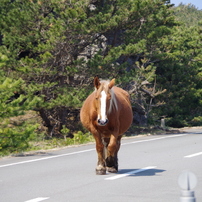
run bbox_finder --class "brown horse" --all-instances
[80,77,133,175]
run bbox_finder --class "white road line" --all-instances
[184,152,202,158]
[0,148,95,168]
[25,197,49,202]
[0,133,188,169]
[105,166,157,180]
[122,134,188,145]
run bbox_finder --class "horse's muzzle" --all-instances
[97,118,108,126]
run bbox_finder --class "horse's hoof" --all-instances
[107,167,118,173]
[96,165,106,175]
[96,169,106,175]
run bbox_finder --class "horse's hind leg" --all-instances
[106,135,120,173]
[106,155,118,173]
[102,137,110,159]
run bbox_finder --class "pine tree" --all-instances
[0,0,175,135]
[0,54,40,155]
[173,3,202,27]
[154,23,202,127]
[2,0,190,138]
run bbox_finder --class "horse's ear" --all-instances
[109,78,115,89]
[94,76,100,89]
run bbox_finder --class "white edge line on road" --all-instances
[184,151,202,158]
[122,133,188,145]
[0,148,95,168]
[105,166,157,180]
[25,197,49,202]
[0,133,188,168]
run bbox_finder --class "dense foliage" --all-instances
[154,3,202,127]
[0,0,202,154]
[173,3,202,27]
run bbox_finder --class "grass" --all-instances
[28,131,95,152]
[25,126,179,155]
[0,111,95,157]
[1,111,181,157]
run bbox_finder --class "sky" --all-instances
[171,0,202,9]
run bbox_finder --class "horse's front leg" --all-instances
[94,135,106,175]
[106,135,120,173]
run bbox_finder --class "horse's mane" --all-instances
[109,87,118,114]
[94,79,118,114]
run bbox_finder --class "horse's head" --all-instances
[94,76,115,126]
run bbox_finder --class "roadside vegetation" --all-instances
[0,1,202,156]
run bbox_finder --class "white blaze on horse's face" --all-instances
[97,90,109,126]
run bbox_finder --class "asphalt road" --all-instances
[0,128,202,202]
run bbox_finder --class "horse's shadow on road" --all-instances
[116,168,166,177]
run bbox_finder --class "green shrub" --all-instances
[72,131,94,145]
[166,117,189,128]
[190,116,202,126]
[0,119,39,156]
